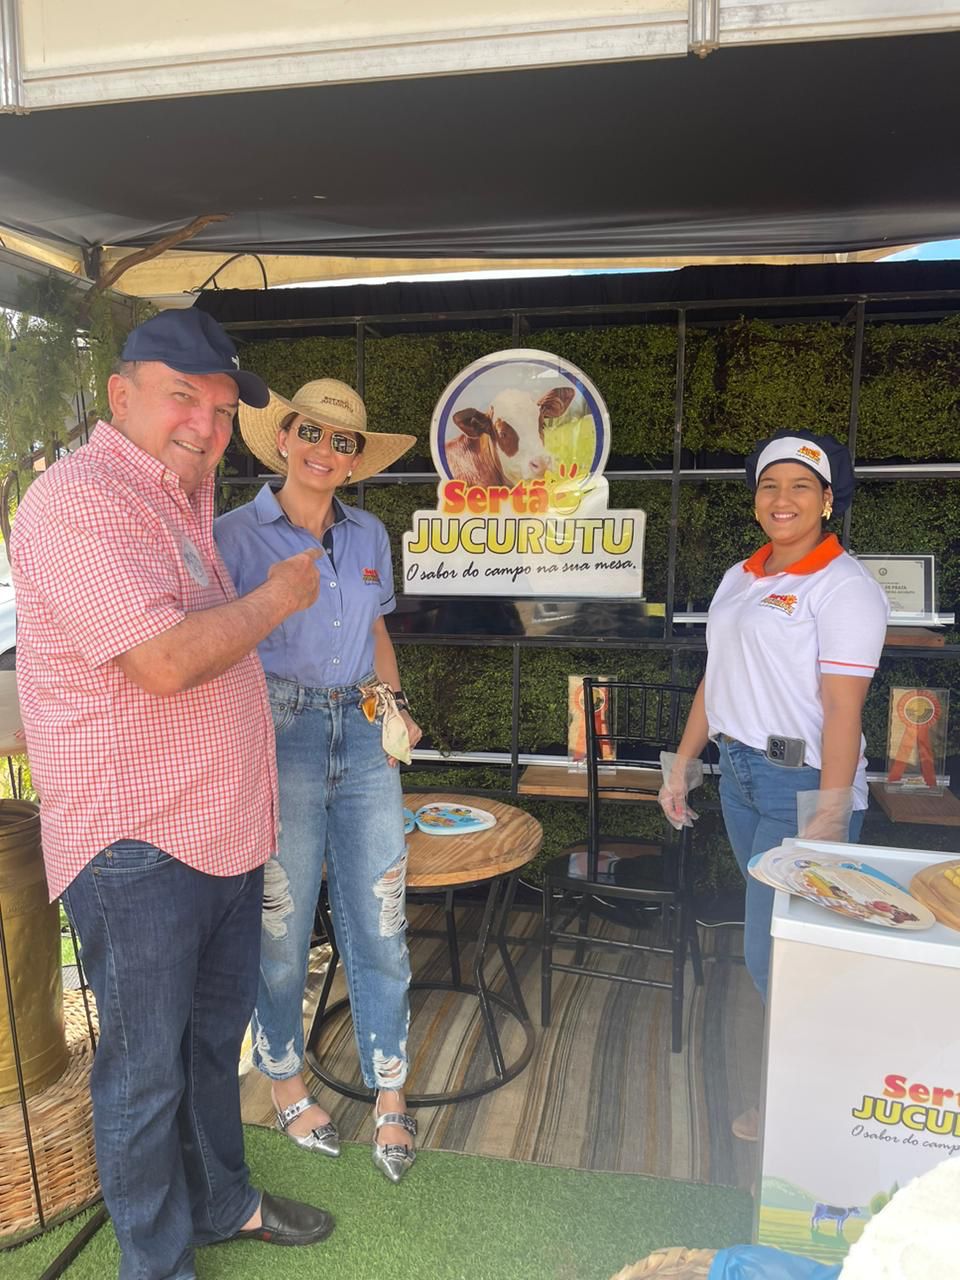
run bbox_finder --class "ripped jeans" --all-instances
[253,674,411,1092]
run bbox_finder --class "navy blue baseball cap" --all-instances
[120,309,269,408]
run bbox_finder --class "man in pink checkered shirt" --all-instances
[12,310,335,1279]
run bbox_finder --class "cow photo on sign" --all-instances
[447,385,575,487]
[402,349,645,598]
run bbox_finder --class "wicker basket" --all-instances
[0,991,100,1242]
[611,1248,717,1279]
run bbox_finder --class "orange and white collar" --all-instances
[743,533,843,578]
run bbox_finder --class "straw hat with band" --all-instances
[238,378,416,484]
[745,428,855,515]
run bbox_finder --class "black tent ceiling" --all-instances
[2,31,960,259]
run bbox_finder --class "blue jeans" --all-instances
[718,738,865,1004]
[62,843,262,1280]
[253,675,411,1091]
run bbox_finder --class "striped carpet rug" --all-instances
[239,902,762,1191]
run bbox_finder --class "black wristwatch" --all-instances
[393,689,411,712]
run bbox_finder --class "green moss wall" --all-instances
[235,314,960,462]
[229,316,960,891]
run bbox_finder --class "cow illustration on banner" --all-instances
[402,349,645,597]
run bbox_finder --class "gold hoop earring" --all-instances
[754,508,761,524]
[822,503,833,520]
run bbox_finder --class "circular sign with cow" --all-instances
[403,348,644,599]
[432,349,611,514]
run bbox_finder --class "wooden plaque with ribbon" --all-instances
[885,686,950,793]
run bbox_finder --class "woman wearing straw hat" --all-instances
[657,429,888,1142]
[215,378,421,1183]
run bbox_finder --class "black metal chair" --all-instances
[540,678,705,1053]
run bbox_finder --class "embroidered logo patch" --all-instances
[362,568,381,586]
[760,592,798,616]
[180,535,209,587]
[797,445,822,464]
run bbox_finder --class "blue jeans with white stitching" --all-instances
[62,843,262,1280]
[718,737,864,1003]
[253,674,411,1091]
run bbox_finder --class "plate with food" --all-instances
[414,803,497,836]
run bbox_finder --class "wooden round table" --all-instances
[305,792,543,1106]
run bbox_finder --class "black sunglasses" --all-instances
[296,423,360,455]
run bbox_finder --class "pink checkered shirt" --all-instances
[12,422,278,900]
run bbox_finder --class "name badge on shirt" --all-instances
[362,567,381,586]
[180,535,209,587]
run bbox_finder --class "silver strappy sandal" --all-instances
[372,1096,417,1183]
[275,1095,341,1157]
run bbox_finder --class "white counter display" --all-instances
[757,841,960,1267]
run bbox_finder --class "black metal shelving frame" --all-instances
[218,280,960,793]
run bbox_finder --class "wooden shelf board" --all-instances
[883,627,946,648]
[869,781,960,827]
[518,762,662,802]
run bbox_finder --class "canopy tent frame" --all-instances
[2,33,960,304]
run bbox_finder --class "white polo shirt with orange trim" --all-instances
[704,534,889,808]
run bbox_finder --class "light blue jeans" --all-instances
[253,674,411,1091]
[718,737,864,1004]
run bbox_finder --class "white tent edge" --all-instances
[0,224,913,315]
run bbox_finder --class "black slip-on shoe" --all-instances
[229,1192,334,1246]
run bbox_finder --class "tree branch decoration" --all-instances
[86,213,230,301]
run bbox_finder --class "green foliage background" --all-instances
[238,314,960,464]
[0,281,149,479]
[0,278,90,476]
[231,315,960,891]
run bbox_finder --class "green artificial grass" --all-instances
[0,1208,101,1278]
[0,1128,751,1280]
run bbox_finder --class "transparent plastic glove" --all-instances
[796,787,855,843]
[658,751,704,830]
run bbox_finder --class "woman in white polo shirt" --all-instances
[215,379,423,1182]
[660,429,888,1135]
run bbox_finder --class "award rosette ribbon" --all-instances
[567,674,615,763]
[886,688,944,788]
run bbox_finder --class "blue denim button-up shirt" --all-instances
[214,484,395,688]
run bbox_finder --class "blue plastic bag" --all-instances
[708,1246,842,1280]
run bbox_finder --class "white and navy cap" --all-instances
[746,428,855,514]
[755,435,831,485]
